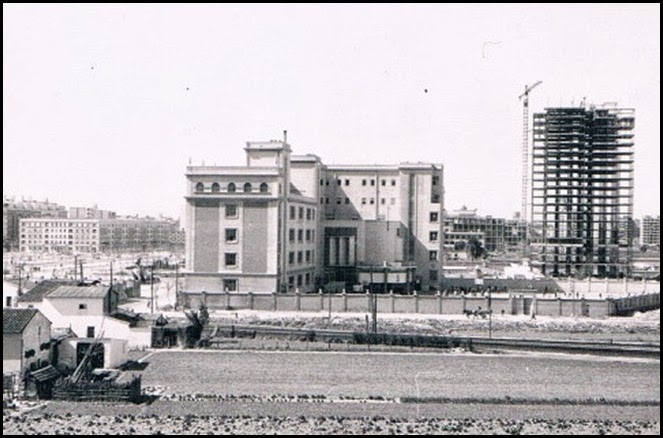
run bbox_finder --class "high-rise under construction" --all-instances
[531,105,635,278]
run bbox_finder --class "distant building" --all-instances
[443,207,527,259]
[3,308,52,375]
[68,206,116,220]
[3,197,67,251]
[531,106,635,277]
[183,135,444,294]
[640,215,660,247]
[19,216,182,254]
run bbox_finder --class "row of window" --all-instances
[195,182,269,194]
[289,206,316,221]
[321,176,440,187]
[22,222,97,228]
[288,228,316,243]
[321,178,398,187]
[288,272,313,288]
[288,250,315,265]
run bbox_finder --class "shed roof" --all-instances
[47,285,109,299]
[3,308,39,334]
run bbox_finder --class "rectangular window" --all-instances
[288,252,295,265]
[396,228,401,237]
[337,179,342,186]
[225,205,238,218]
[390,198,396,205]
[381,180,386,186]
[429,231,438,241]
[305,273,310,284]
[320,179,324,186]
[290,206,296,219]
[297,207,303,219]
[225,228,238,242]
[297,251,303,264]
[79,303,87,310]
[87,326,95,338]
[306,230,311,241]
[336,198,342,205]
[306,208,312,220]
[381,198,386,205]
[320,197,324,204]
[5,296,11,307]
[432,176,439,186]
[429,250,438,261]
[432,194,440,203]
[430,212,439,222]
[223,279,237,292]
[370,179,375,186]
[369,198,375,205]
[345,198,350,204]
[225,253,237,266]
[297,275,303,287]
[306,250,311,263]
[391,179,396,186]
[345,179,350,186]
[362,179,367,186]
[325,198,330,204]
[298,229,303,242]
[289,229,295,242]
[361,198,367,205]
[325,180,330,186]
[288,276,295,287]
[429,270,438,282]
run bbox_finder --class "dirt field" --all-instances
[4,350,659,435]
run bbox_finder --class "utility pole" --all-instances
[175,262,179,310]
[150,264,155,313]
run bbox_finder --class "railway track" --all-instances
[206,324,660,358]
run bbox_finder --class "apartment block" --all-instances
[640,215,660,247]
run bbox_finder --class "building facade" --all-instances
[3,197,67,251]
[640,215,660,247]
[3,308,52,375]
[19,217,182,254]
[531,106,635,277]
[184,136,444,294]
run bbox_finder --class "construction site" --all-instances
[530,105,635,278]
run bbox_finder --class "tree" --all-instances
[467,237,486,260]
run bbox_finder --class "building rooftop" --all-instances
[18,279,78,303]
[47,285,110,299]
[3,308,39,334]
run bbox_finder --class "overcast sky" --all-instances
[3,4,660,220]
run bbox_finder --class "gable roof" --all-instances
[17,279,77,303]
[47,285,109,299]
[3,308,39,334]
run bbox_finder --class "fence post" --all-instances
[342,291,347,312]
[273,292,278,311]
[437,291,442,314]
[296,291,301,311]
[248,292,254,310]
[414,290,419,314]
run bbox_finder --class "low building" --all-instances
[3,308,52,375]
[17,283,150,348]
[57,337,127,371]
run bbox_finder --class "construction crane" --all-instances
[518,81,542,223]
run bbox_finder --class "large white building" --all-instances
[184,135,444,294]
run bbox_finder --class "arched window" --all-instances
[259,182,269,193]
[211,182,220,192]
[243,183,252,193]
[227,183,236,193]
[195,182,204,192]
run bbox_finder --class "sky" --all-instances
[3,4,660,221]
